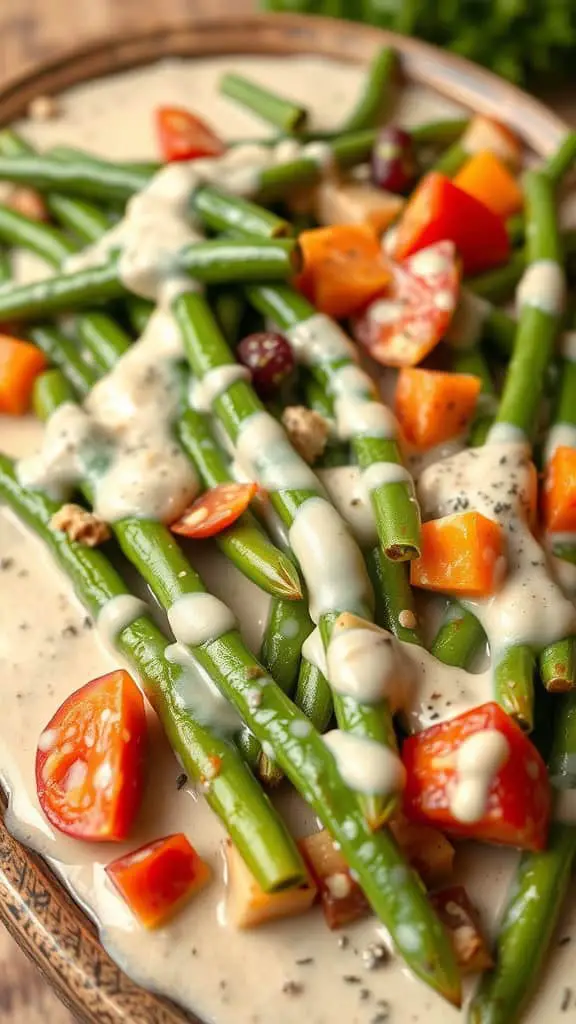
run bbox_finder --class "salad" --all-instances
[0,44,576,1024]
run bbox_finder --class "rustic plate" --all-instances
[0,12,570,1024]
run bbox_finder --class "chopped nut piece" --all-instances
[28,94,59,121]
[430,885,493,974]
[6,187,48,222]
[282,405,329,465]
[50,503,111,547]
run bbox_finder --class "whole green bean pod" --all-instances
[490,170,575,698]
[339,46,398,133]
[0,237,300,321]
[0,449,305,894]
[260,597,313,695]
[0,203,76,265]
[220,73,308,133]
[28,324,98,398]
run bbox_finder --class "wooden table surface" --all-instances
[0,2,575,1023]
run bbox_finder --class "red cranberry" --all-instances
[237,331,295,398]
[371,126,416,194]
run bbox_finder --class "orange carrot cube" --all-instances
[394,367,481,449]
[296,224,390,319]
[0,334,47,415]
[410,512,505,597]
[454,150,523,220]
[544,446,576,533]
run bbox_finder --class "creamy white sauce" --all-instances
[326,626,412,708]
[19,304,200,523]
[289,497,373,623]
[334,396,397,441]
[317,465,378,548]
[189,365,251,414]
[323,730,406,796]
[235,411,321,491]
[285,313,358,367]
[449,730,510,824]
[97,595,148,647]
[544,422,576,463]
[486,422,528,445]
[516,259,566,316]
[1,52,574,1024]
[300,627,327,677]
[167,592,237,646]
[363,461,415,493]
[418,443,576,657]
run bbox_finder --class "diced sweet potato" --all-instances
[315,178,404,235]
[225,839,316,929]
[410,512,506,597]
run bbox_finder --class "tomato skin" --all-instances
[106,833,211,928]
[402,702,550,851]
[156,106,225,163]
[170,482,258,539]
[353,241,460,367]
[36,670,147,842]
[393,172,510,276]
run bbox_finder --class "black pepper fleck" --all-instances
[83,616,93,629]
[0,557,14,570]
[360,988,371,1001]
[176,773,188,790]
[282,981,303,996]
[561,987,572,1012]
[559,935,571,946]
[295,957,314,966]
[343,975,362,985]
[62,624,78,638]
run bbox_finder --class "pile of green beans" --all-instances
[1,52,576,1023]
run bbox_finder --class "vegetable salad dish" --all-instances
[0,46,576,1024]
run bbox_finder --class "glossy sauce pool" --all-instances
[1,54,575,1024]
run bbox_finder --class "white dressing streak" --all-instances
[168,592,237,646]
[449,730,510,823]
[323,730,406,796]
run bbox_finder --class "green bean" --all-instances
[339,46,398,133]
[220,73,308,133]
[28,324,98,398]
[260,597,312,695]
[432,141,468,176]
[76,311,131,372]
[545,130,576,188]
[0,448,305,894]
[410,118,469,145]
[431,609,486,668]
[0,203,76,265]
[0,238,300,321]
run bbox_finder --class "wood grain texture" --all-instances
[0,3,573,1024]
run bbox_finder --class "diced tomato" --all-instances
[170,482,258,538]
[352,241,460,367]
[156,106,225,163]
[402,702,550,850]
[106,833,210,928]
[36,670,147,842]
[393,172,510,276]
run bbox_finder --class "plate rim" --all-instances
[0,12,569,1024]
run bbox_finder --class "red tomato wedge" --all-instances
[170,482,258,539]
[36,670,147,842]
[156,107,225,163]
[402,702,550,851]
[393,172,510,276]
[352,241,460,367]
[106,833,211,928]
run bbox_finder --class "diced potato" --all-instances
[461,115,522,170]
[389,814,455,887]
[225,839,316,929]
[315,178,404,235]
[429,885,493,974]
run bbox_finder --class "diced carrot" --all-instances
[392,172,510,275]
[394,367,481,449]
[0,334,47,415]
[544,445,576,533]
[460,115,522,170]
[454,150,523,220]
[225,839,316,928]
[410,512,505,597]
[314,179,404,235]
[296,224,391,319]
